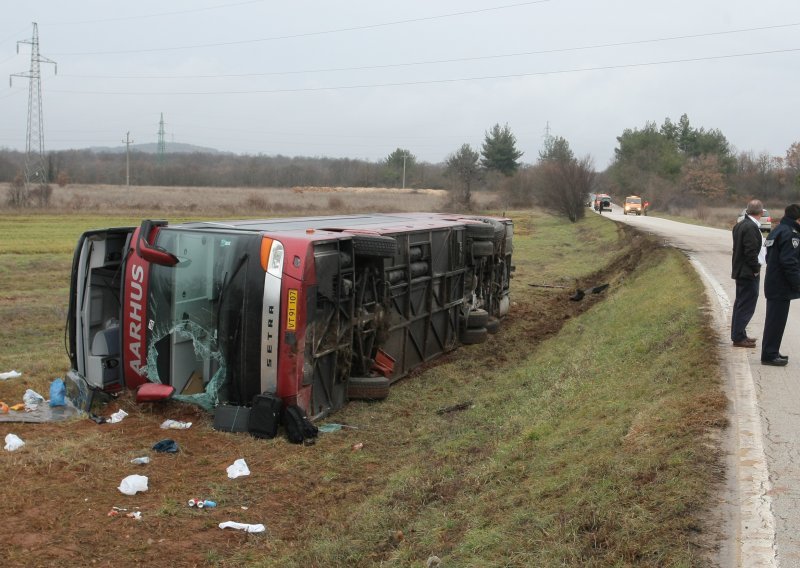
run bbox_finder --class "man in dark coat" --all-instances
[761,204,800,366]
[731,199,764,347]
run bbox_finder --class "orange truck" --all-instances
[623,196,643,215]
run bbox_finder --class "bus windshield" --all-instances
[145,229,258,406]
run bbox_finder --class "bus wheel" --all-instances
[351,235,398,257]
[459,327,488,345]
[485,317,501,334]
[347,376,391,400]
[465,308,489,329]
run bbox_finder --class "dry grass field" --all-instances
[0,183,502,217]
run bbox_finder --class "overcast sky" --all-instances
[1,0,799,168]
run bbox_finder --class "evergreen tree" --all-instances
[446,144,482,207]
[480,123,523,176]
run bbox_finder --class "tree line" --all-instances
[3,114,800,220]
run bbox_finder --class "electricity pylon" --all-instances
[10,22,57,190]
[157,113,166,164]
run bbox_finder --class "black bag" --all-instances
[248,393,283,439]
[281,404,319,444]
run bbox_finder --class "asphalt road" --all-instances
[609,205,800,567]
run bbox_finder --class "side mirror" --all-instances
[136,220,179,267]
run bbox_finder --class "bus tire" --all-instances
[463,217,505,242]
[459,326,488,345]
[347,376,391,400]
[351,235,398,258]
[466,308,489,329]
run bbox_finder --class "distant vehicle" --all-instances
[736,209,772,233]
[594,194,611,212]
[623,196,643,215]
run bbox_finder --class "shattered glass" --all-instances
[143,319,226,411]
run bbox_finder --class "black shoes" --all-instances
[761,357,789,367]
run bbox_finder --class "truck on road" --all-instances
[66,213,513,422]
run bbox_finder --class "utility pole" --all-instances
[157,113,166,165]
[122,131,134,186]
[10,22,57,198]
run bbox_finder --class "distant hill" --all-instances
[88,142,228,155]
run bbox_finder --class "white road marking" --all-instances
[690,255,778,567]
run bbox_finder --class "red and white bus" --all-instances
[66,213,513,421]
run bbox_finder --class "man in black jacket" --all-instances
[761,204,800,366]
[731,200,765,347]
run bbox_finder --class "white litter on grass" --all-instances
[4,433,25,451]
[0,370,22,380]
[226,458,250,479]
[160,419,192,430]
[118,474,149,495]
[130,456,150,465]
[219,521,265,533]
[108,409,129,423]
[22,389,45,410]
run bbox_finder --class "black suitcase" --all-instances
[248,393,283,439]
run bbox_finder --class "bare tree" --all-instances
[537,156,596,222]
[7,173,27,207]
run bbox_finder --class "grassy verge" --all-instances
[0,211,725,567]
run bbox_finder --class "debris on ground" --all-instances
[351,442,364,451]
[118,474,148,495]
[218,521,266,533]
[152,439,179,453]
[49,378,66,407]
[0,370,21,380]
[160,419,192,430]
[23,389,45,410]
[130,456,150,465]
[4,433,24,451]
[188,499,216,508]
[227,458,250,479]
[318,423,342,433]
[108,409,129,424]
[436,401,473,415]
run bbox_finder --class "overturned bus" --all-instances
[66,213,513,421]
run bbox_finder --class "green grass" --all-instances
[0,210,724,567]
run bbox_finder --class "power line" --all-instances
[42,0,265,26]
[57,21,800,81]
[47,46,800,97]
[51,0,551,56]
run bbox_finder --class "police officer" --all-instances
[761,203,800,366]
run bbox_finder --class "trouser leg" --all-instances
[731,276,760,342]
[762,299,790,360]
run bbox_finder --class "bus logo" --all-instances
[287,289,298,330]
